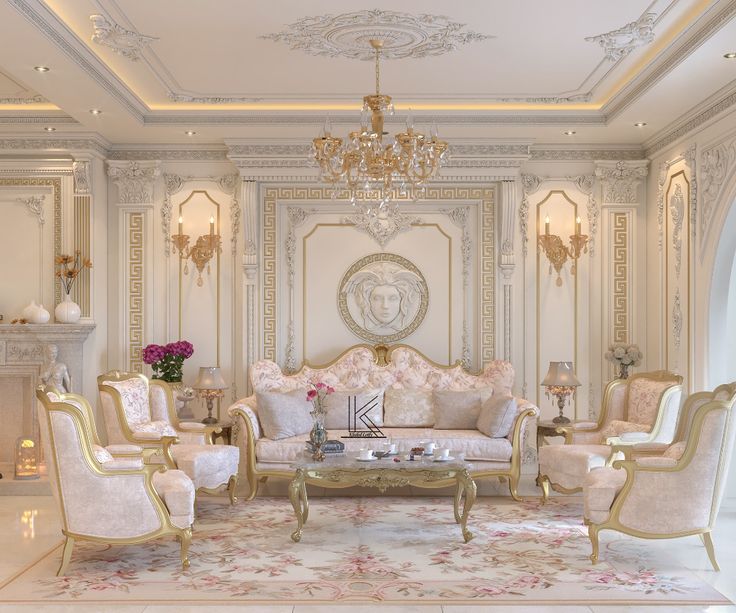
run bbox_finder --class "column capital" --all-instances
[106,160,161,204]
[594,160,648,205]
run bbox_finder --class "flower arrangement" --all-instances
[306,380,335,421]
[142,340,194,382]
[604,343,642,379]
[55,251,92,295]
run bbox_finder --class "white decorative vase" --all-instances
[55,293,81,324]
[21,300,50,324]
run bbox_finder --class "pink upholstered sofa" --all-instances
[228,344,538,500]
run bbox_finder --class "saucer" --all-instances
[355,456,378,462]
[433,456,455,462]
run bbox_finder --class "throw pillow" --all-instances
[433,388,493,429]
[323,389,384,430]
[256,389,314,440]
[383,388,434,427]
[476,395,517,438]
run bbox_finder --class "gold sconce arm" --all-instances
[171,219,221,287]
[538,230,589,286]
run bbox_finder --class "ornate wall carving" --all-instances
[700,136,736,257]
[595,160,648,204]
[127,213,144,372]
[107,160,160,204]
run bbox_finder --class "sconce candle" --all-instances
[576,216,581,235]
[178,215,183,234]
[209,216,214,235]
[545,215,550,235]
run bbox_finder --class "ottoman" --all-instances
[170,443,240,504]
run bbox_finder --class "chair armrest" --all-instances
[101,457,145,471]
[127,435,178,469]
[556,423,604,445]
[105,444,144,457]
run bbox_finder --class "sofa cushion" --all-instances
[433,388,492,429]
[256,389,314,440]
[323,389,384,429]
[476,395,517,438]
[152,469,195,529]
[170,443,240,489]
[384,388,434,427]
[255,427,512,463]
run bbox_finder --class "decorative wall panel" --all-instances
[126,212,145,372]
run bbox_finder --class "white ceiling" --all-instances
[0,0,734,148]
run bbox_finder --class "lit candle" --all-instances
[178,215,183,234]
[209,215,215,235]
[576,216,581,235]
[545,215,550,235]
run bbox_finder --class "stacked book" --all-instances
[306,440,345,454]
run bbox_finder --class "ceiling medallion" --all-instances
[90,14,158,61]
[312,39,448,208]
[585,13,657,62]
[262,9,491,60]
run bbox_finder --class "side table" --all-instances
[211,421,233,445]
[536,420,567,449]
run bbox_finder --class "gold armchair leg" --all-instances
[702,531,720,571]
[588,524,600,565]
[246,471,259,501]
[227,474,239,505]
[179,528,192,569]
[57,535,75,576]
[508,474,523,502]
[537,475,550,504]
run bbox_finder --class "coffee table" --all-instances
[288,454,476,543]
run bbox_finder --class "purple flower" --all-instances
[142,344,166,365]
[164,340,194,358]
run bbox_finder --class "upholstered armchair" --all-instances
[36,386,195,575]
[537,371,683,500]
[98,372,240,503]
[584,384,736,570]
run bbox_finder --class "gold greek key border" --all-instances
[0,177,62,305]
[262,186,494,365]
[73,195,91,316]
[612,212,628,343]
[128,213,144,372]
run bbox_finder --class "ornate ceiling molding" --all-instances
[594,160,649,204]
[0,94,48,104]
[0,137,107,155]
[107,147,228,160]
[106,160,160,204]
[90,14,157,61]
[0,114,77,124]
[261,9,491,60]
[585,13,656,61]
[530,148,644,161]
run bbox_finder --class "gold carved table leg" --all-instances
[289,468,308,542]
[454,469,476,543]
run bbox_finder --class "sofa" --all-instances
[228,344,538,500]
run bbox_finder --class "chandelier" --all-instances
[312,39,448,207]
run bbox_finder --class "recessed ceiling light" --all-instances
[44,127,56,132]
[89,108,102,115]
[184,130,196,136]
[634,122,647,127]
[34,66,50,72]
[724,52,736,59]
[563,130,576,136]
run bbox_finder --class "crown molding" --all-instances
[107,144,229,161]
[529,146,645,161]
[0,134,110,155]
[645,79,736,157]
[8,0,148,122]
[602,1,736,121]
[0,113,78,124]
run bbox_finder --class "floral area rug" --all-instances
[0,497,729,605]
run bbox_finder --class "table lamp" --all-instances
[541,361,581,424]
[193,366,227,425]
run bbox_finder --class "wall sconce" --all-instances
[171,215,222,287]
[541,361,581,424]
[538,215,589,286]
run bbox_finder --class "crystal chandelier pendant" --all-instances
[312,39,447,209]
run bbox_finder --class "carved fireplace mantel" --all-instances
[0,323,95,479]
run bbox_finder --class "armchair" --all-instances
[584,384,736,570]
[36,386,195,575]
[98,372,240,503]
[538,371,683,500]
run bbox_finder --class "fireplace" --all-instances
[0,323,94,478]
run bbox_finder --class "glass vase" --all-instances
[618,363,630,379]
[309,414,328,461]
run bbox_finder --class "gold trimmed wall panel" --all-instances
[612,212,629,343]
[72,194,91,316]
[128,212,144,372]
[262,186,494,366]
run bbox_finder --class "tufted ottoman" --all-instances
[170,443,239,504]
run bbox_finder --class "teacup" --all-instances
[387,442,398,454]
[435,447,451,460]
[359,448,374,461]
[424,442,437,455]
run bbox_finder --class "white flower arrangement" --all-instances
[604,343,643,367]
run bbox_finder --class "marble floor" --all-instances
[0,480,734,613]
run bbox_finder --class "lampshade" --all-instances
[193,366,227,390]
[541,361,581,387]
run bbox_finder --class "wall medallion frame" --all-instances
[338,253,429,344]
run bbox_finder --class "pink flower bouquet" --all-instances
[142,340,194,382]
[306,381,335,419]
